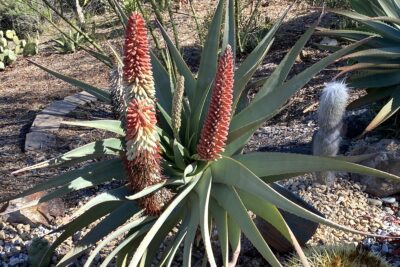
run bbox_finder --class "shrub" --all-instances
[0,0,42,37]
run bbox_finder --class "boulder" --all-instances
[0,192,65,226]
[348,139,400,197]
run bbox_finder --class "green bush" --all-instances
[0,0,42,37]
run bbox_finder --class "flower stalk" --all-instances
[197,46,234,161]
[123,12,172,215]
[171,75,185,140]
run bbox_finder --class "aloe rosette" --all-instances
[318,0,400,134]
[3,1,400,266]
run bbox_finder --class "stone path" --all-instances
[24,91,97,151]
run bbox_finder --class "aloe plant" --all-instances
[53,30,85,54]
[318,0,400,135]
[3,1,400,266]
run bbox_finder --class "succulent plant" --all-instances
[22,34,39,57]
[3,1,400,266]
[53,30,85,54]
[5,29,16,40]
[318,0,400,135]
[285,245,393,267]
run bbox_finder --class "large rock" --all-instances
[0,192,65,226]
[349,139,400,197]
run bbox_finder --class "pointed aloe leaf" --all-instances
[13,138,123,174]
[100,224,153,267]
[195,0,225,107]
[39,201,123,266]
[212,156,391,236]
[151,51,173,113]
[233,152,400,182]
[232,6,290,113]
[76,185,131,215]
[84,216,154,267]
[126,179,181,201]
[212,184,282,267]
[128,174,202,266]
[62,120,124,136]
[1,159,119,203]
[28,60,110,103]
[252,13,322,104]
[195,168,216,267]
[157,22,196,103]
[58,203,142,266]
[182,194,200,267]
[227,215,241,257]
[173,139,187,170]
[38,160,125,204]
[238,189,310,266]
[158,212,190,266]
[227,38,372,154]
[330,9,400,42]
[142,199,186,267]
[362,90,400,135]
[349,71,400,88]
[347,87,393,109]
[222,0,236,57]
[209,198,229,267]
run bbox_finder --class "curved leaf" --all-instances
[62,120,125,136]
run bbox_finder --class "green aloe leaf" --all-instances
[76,186,131,215]
[182,194,200,267]
[252,13,322,104]
[227,215,241,259]
[1,160,119,203]
[195,0,224,108]
[330,9,400,42]
[157,21,196,103]
[58,203,142,266]
[151,51,173,114]
[12,138,123,174]
[28,60,110,103]
[141,204,185,267]
[212,156,391,236]
[347,87,393,109]
[233,6,290,113]
[238,189,310,266]
[62,120,125,136]
[158,212,190,266]
[209,198,229,267]
[126,179,181,201]
[362,90,400,134]
[233,152,400,181]
[195,168,216,267]
[84,216,154,267]
[212,184,282,267]
[173,139,187,170]
[349,70,400,88]
[222,0,236,57]
[39,201,123,266]
[128,174,202,266]
[100,225,152,267]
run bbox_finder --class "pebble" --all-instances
[382,197,397,204]
[368,198,383,207]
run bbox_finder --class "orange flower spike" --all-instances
[197,46,234,161]
[123,12,155,99]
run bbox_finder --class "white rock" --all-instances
[382,197,396,204]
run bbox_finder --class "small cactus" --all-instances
[5,30,15,40]
[285,245,393,267]
[13,35,20,45]
[1,38,7,48]
[4,49,16,65]
[0,61,4,71]
[23,35,39,57]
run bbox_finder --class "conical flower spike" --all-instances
[197,46,234,161]
[123,12,172,215]
[123,12,155,99]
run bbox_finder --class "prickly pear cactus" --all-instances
[5,30,15,40]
